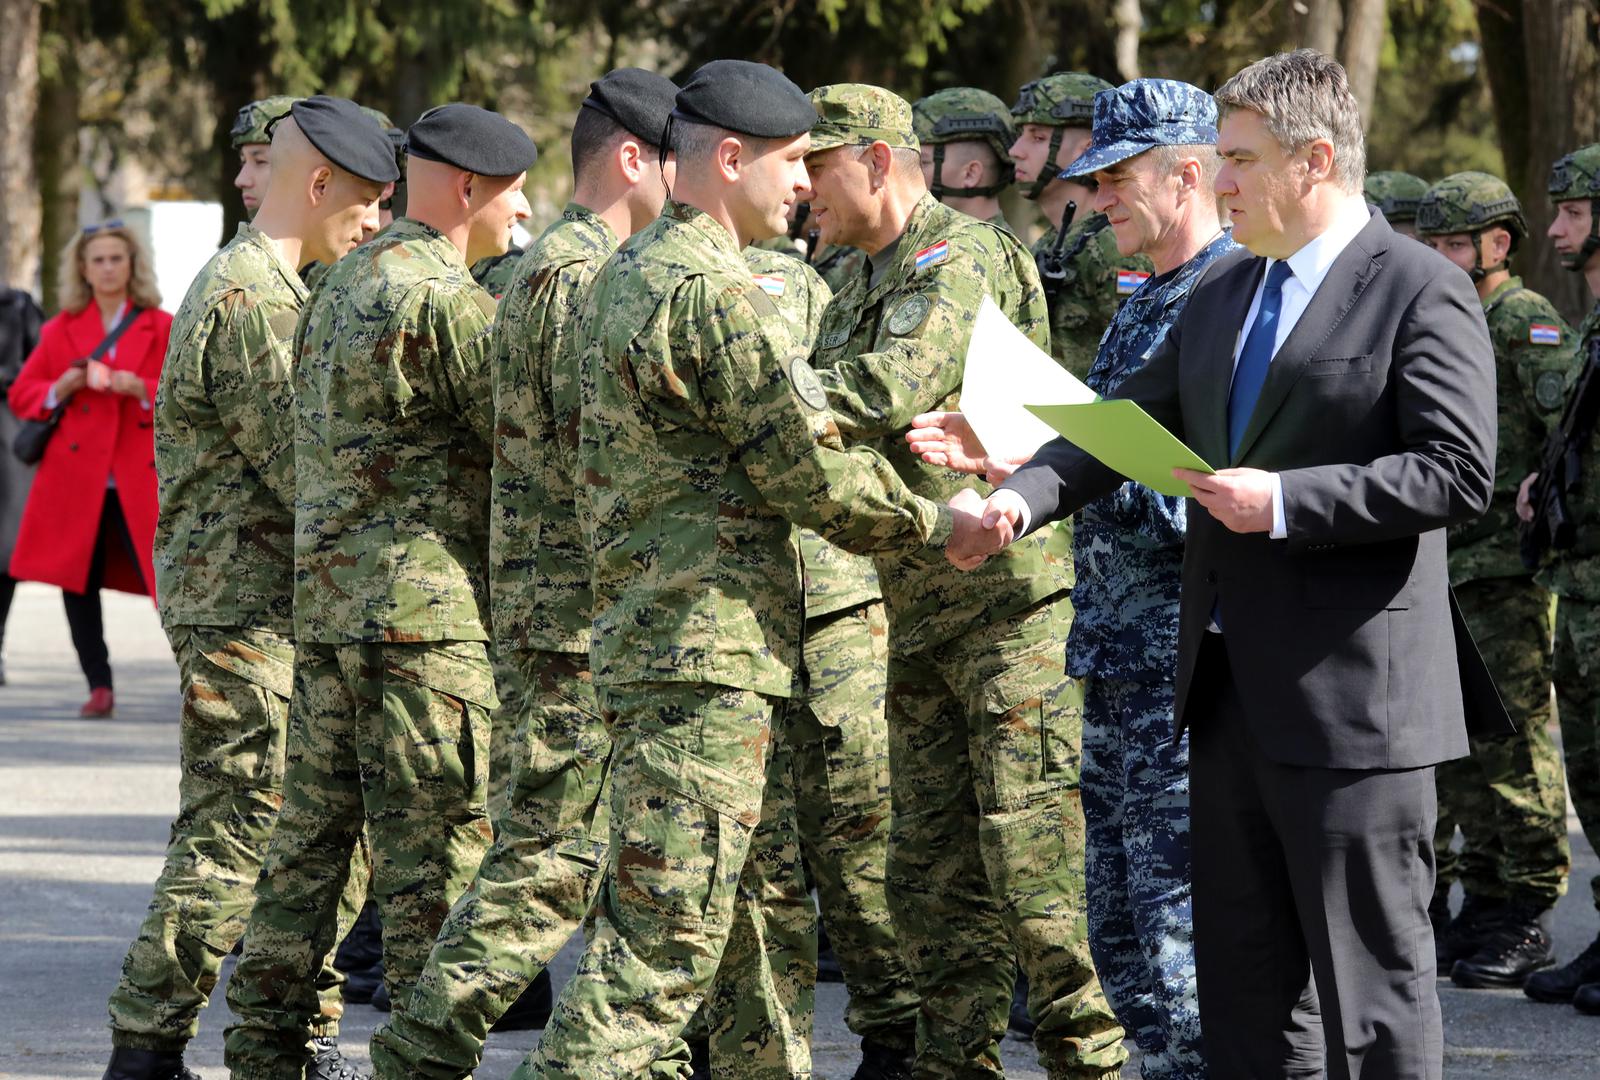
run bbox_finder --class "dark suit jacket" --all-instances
[1004,209,1511,770]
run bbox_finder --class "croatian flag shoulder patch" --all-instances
[914,240,950,272]
[752,274,786,297]
[1116,269,1151,295]
[1530,323,1562,346]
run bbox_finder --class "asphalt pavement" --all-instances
[3,581,1599,1078]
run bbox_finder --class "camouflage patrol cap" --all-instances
[1011,72,1114,129]
[1549,144,1600,203]
[807,84,919,154]
[1060,79,1217,181]
[913,88,1016,163]
[1363,171,1428,223]
[231,96,300,149]
[1416,172,1526,239]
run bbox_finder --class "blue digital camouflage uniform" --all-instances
[1057,79,1231,1080]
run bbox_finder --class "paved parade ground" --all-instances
[3,581,1600,1078]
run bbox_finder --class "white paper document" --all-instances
[958,295,1097,462]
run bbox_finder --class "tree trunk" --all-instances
[1112,0,1141,80]
[0,0,41,292]
[35,50,80,316]
[1302,0,1343,56]
[1339,0,1386,129]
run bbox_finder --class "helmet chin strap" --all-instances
[1023,127,1066,201]
[1469,233,1510,281]
[928,142,1012,200]
[1574,197,1600,271]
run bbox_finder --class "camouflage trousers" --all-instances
[1435,577,1570,907]
[1552,596,1600,912]
[368,648,610,1080]
[886,597,1125,1080]
[511,682,815,1080]
[106,626,370,1052]
[490,645,530,822]
[223,639,496,1080]
[793,601,918,1051]
[1079,676,1202,1080]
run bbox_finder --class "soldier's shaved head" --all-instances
[254,116,386,268]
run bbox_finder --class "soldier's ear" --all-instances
[618,139,644,183]
[307,165,333,205]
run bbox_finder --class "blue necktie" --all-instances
[1227,260,1294,460]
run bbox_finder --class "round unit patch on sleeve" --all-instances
[787,354,830,410]
[1535,370,1569,411]
[887,293,932,336]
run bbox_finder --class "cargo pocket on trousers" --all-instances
[381,643,499,812]
[612,737,764,931]
[189,631,295,791]
[976,655,1082,812]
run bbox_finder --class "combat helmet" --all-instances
[1416,171,1527,280]
[1009,72,1113,200]
[1363,171,1428,226]
[1548,143,1600,270]
[230,96,300,149]
[913,87,1017,199]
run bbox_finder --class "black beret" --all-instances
[290,96,401,184]
[405,103,538,177]
[582,67,679,147]
[671,59,815,140]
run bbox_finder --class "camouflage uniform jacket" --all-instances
[491,204,618,655]
[1068,231,1237,681]
[156,222,305,632]
[812,243,869,294]
[743,245,883,620]
[293,217,498,644]
[578,200,948,696]
[1450,276,1580,585]
[813,193,1070,655]
[1035,211,1154,380]
[1535,303,1600,600]
[472,242,526,300]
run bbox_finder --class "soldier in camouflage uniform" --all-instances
[1364,170,1428,239]
[912,88,1018,233]
[803,83,1126,1080]
[1414,172,1576,990]
[106,96,395,1080]
[471,244,526,301]
[1008,74,1154,382]
[220,104,535,1080]
[511,60,979,1080]
[231,96,300,219]
[745,244,922,1076]
[1520,143,1600,1014]
[367,68,679,1080]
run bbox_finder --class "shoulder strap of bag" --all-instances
[86,306,143,363]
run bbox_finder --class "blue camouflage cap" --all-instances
[1059,79,1218,181]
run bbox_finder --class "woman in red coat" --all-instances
[8,220,170,717]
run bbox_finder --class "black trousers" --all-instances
[1188,633,1441,1080]
[62,488,140,691]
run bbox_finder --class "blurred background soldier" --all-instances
[1363,169,1428,239]
[912,87,1018,233]
[230,96,300,219]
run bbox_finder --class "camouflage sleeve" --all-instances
[204,290,298,507]
[812,252,997,441]
[1507,303,1580,436]
[416,283,498,450]
[681,278,950,554]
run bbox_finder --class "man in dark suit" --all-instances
[948,51,1503,1079]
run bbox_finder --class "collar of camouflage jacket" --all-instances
[1481,274,1524,312]
[663,199,746,264]
[391,216,470,270]
[867,192,944,307]
[236,221,311,303]
[560,200,620,250]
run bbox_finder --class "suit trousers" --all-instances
[1188,634,1441,1080]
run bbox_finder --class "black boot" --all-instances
[491,968,554,1032]
[101,1048,200,1080]
[1526,933,1600,1004]
[852,1025,916,1080]
[334,902,384,974]
[817,920,845,984]
[1434,893,1504,969]
[1451,903,1556,988]
[370,981,391,1012]
[1572,981,1600,1015]
[308,1036,368,1080]
[1008,969,1036,1037]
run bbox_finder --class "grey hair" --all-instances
[1214,49,1366,194]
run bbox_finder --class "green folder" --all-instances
[1025,399,1215,498]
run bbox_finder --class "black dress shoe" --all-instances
[491,968,554,1032]
[1008,970,1036,1037]
[1572,981,1600,1015]
[1451,904,1555,988]
[1435,893,1504,969]
[852,1026,916,1080]
[371,981,391,1012]
[342,962,384,1005]
[1526,934,1600,1004]
[102,1047,200,1080]
[308,1036,368,1080]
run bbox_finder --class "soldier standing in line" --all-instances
[1415,172,1576,990]
[801,83,1126,1080]
[366,68,679,1080]
[103,96,396,1080]
[1008,73,1153,382]
[911,88,1019,233]
[230,96,300,219]
[221,103,535,1080]
[512,59,993,1080]
[1363,170,1428,239]
[1518,143,1600,1016]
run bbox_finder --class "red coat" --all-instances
[7,304,170,596]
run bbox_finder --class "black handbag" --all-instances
[12,306,142,465]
